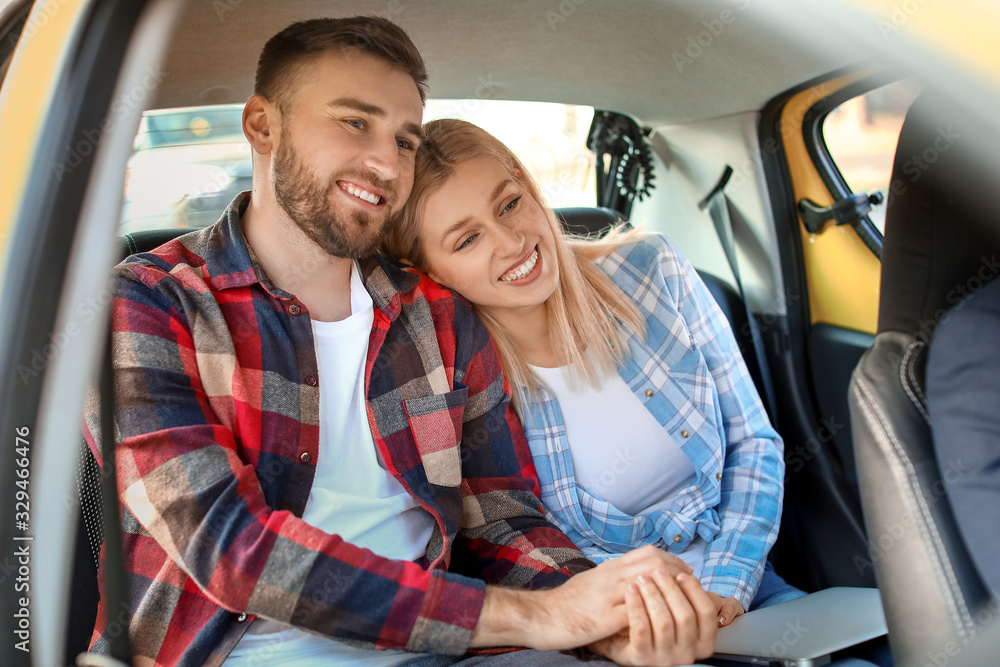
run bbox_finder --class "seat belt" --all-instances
[698,166,779,423]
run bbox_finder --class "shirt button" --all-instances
[680,429,690,438]
[300,452,311,464]
[644,388,654,398]
[305,375,317,386]
[673,534,683,543]
[237,613,248,622]
[288,304,301,316]
[716,472,723,481]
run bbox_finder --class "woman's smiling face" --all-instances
[417,157,560,318]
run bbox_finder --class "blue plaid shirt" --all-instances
[521,233,784,608]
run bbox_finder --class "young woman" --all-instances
[383,119,888,666]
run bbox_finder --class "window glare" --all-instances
[424,100,596,209]
[118,101,596,235]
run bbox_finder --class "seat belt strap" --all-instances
[699,166,779,423]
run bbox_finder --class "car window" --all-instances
[821,79,923,234]
[119,100,596,235]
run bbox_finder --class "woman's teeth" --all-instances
[500,248,538,281]
[345,185,381,205]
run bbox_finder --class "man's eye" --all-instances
[397,138,414,150]
[346,119,364,129]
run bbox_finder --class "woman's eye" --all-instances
[502,195,522,214]
[456,233,478,251]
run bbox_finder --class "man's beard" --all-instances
[272,139,396,259]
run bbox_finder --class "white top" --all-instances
[531,362,707,575]
[226,264,432,667]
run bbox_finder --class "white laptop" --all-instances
[712,587,888,666]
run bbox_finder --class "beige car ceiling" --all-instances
[152,0,857,125]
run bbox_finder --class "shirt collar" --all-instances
[207,191,419,321]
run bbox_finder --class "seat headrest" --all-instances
[554,207,628,237]
[121,228,193,259]
[878,92,1000,339]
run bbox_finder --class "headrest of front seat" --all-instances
[554,207,628,237]
[878,92,1000,338]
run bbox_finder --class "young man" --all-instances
[85,17,715,667]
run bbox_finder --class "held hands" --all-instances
[589,569,718,666]
[471,544,695,651]
[470,544,720,665]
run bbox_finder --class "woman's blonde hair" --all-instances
[383,118,645,410]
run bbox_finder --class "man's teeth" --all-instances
[500,249,538,282]
[345,185,381,205]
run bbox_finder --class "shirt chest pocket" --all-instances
[403,388,469,487]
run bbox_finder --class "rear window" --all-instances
[119,100,596,235]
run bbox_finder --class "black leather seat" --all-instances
[848,92,1000,665]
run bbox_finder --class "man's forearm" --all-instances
[470,585,543,648]
[468,546,693,652]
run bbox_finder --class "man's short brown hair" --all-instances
[255,16,428,113]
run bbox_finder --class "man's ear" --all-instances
[243,94,277,156]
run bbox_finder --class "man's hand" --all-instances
[589,570,718,666]
[705,592,745,627]
[470,545,693,650]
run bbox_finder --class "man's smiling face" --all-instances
[271,49,424,258]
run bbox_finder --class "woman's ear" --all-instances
[243,94,276,156]
[397,257,415,268]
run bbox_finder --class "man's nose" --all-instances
[363,132,400,180]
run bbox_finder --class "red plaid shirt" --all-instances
[84,193,591,667]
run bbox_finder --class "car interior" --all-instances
[2,1,1000,666]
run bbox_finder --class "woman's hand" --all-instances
[588,570,718,666]
[470,545,694,651]
[705,591,745,627]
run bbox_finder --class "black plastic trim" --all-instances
[0,1,150,665]
[801,69,912,259]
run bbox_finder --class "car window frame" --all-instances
[801,70,911,260]
[0,0,168,664]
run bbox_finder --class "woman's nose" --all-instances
[496,222,525,256]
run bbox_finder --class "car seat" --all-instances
[848,91,1000,665]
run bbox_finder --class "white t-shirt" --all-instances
[531,363,707,575]
[226,264,433,667]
